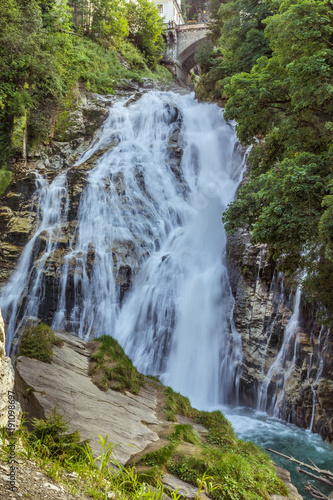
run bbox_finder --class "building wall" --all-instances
[155,0,184,25]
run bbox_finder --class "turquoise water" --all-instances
[219,405,333,500]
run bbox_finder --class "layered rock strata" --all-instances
[227,229,333,442]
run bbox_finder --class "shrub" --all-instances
[19,323,63,363]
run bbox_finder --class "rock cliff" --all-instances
[227,229,333,442]
[0,309,19,428]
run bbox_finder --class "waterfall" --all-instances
[258,286,302,416]
[1,173,69,353]
[0,91,245,406]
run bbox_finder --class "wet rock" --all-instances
[227,228,333,442]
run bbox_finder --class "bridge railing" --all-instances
[165,21,208,29]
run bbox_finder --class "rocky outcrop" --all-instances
[0,309,18,428]
[14,331,302,500]
[227,229,333,442]
[15,332,160,464]
[0,82,186,333]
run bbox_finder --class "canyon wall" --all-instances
[0,86,332,442]
[227,229,333,441]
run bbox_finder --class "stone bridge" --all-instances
[163,23,209,82]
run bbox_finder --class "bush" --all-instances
[19,323,63,363]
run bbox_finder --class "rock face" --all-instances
[227,229,333,442]
[0,88,112,291]
[0,309,16,427]
[15,332,160,464]
[0,83,186,339]
[14,331,302,500]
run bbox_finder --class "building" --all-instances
[154,0,185,26]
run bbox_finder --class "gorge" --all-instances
[0,85,332,499]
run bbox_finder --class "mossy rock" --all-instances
[0,169,12,197]
[19,323,63,363]
[88,335,145,394]
[137,386,289,500]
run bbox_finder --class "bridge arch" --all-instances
[162,24,209,82]
[177,38,205,75]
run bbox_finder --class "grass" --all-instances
[136,386,289,500]
[19,323,63,363]
[70,37,172,95]
[88,335,145,394]
[0,411,182,500]
[163,386,198,421]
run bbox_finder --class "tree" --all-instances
[222,0,333,322]
[195,0,275,100]
[126,0,165,69]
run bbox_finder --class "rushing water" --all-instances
[258,286,302,416]
[1,91,332,496]
[220,406,333,500]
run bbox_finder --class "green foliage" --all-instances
[126,0,165,69]
[0,0,169,167]
[19,323,63,363]
[0,169,12,197]
[89,335,145,394]
[164,386,199,421]
[196,411,237,448]
[142,445,174,467]
[168,424,198,445]
[68,0,129,42]
[28,410,86,461]
[196,0,274,101]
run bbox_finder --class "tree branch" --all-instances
[298,468,333,488]
[265,449,333,481]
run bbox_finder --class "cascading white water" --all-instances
[0,92,244,406]
[1,173,69,353]
[111,94,245,408]
[258,286,302,415]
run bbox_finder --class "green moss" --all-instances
[168,424,198,445]
[137,465,162,486]
[141,445,174,467]
[89,335,145,394]
[196,410,237,448]
[164,386,199,421]
[138,386,289,499]
[11,111,27,156]
[0,169,12,197]
[19,323,63,363]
